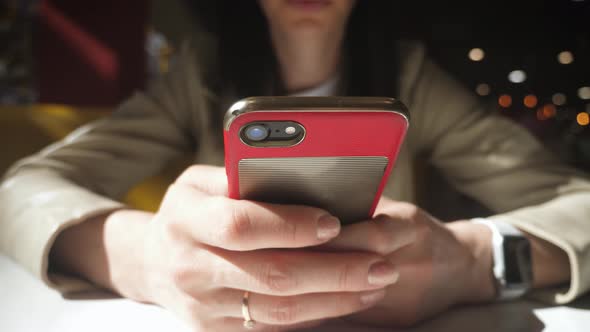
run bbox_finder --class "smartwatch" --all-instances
[472,218,534,300]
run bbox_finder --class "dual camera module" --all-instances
[241,121,305,147]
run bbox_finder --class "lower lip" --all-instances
[286,0,332,10]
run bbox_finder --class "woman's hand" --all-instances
[322,198,496,327]
[52,165,400,331]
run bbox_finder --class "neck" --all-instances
[270,28,344,93]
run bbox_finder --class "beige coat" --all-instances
[1,42,589,304]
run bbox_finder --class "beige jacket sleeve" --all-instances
[404,46,590,304]
[0,46,210,292]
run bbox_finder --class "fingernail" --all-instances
[360,289,387,306]
[368,261,399,286]
[317,215,341,240]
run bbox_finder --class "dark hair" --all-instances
[188,0,400,101]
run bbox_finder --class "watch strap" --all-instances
[472,218,532,300]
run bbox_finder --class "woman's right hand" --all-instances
[53,165,399,331]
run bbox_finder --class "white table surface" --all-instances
[1,254,589,332]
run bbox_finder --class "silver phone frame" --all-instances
[224,96,410,131]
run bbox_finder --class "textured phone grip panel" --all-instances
[239,156,388,224]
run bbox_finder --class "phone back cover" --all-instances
[225,109,408,224]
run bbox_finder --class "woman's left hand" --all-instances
[322,198,496,327]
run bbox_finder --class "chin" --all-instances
[281,9,339,31]
[290,18,328,30]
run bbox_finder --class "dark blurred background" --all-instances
[1,0,589,217]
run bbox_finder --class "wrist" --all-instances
[51,209,154,302]
[525,231,570,288]
[447,220,496,303]
[102,209,154,302]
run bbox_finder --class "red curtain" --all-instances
[37,0,147,107]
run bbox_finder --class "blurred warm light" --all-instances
[508,70,527,83]
[523,95,538,108]
[536,105,556,121]
[476,83,491,96]
[498,94,512,108]
[557,51,574,65]
[578,87,590,100]
[577,112,590,126]
[542,104,557,119]
[468,48,485,61]
[552,93,567,106]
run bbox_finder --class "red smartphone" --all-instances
[223,96,409,225]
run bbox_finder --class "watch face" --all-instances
[504,235,533,286]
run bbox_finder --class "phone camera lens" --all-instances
[244,125,269,141]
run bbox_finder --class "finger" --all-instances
[209,318,322,332]
[374,199,423,220]
[204,317,282,332]
[175,164,229,196]
[206,288,386,326]
[165,184,341,250]
[207,317,326,332]
[179,248,399,296]
[321,215,417,255]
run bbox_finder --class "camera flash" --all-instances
[285,126,296,135]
